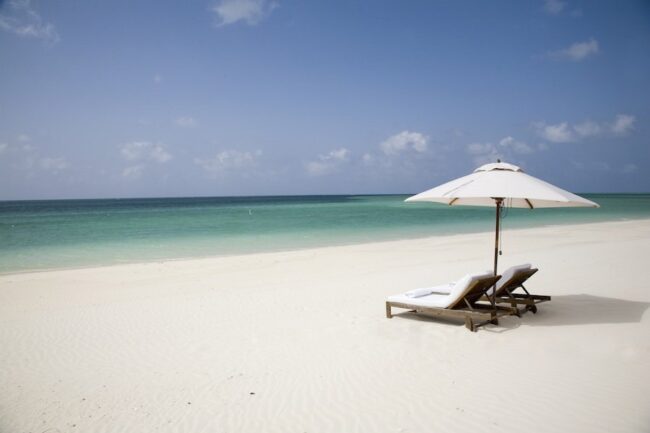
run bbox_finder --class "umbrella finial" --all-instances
[497,159,501,163]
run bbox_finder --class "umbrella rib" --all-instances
[448,198,458,206]
[524,199,534,209]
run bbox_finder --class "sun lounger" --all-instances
[386,272,517,332]
[480,264,551,313]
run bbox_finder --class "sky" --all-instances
[0,0,649,200]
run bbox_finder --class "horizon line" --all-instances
[1,191,649,203]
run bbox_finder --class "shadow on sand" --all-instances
[520,294,650,327]
[392,294,650,331]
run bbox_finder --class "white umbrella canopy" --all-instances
[406,162,599,208]
[406,161,599,306]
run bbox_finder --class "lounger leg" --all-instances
[385,302,392,319]
[465,317,475,332]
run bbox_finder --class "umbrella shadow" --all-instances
[392,294,650,332]
[520,294,650,327]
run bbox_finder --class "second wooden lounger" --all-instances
[481,264,551,313]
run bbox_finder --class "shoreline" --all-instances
[2,217,650,277]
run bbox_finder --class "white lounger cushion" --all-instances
[413,270,493,296]
[405,287,434,298]
[405,283,454,298]
[388,271,494,309]
[485,264,531,296]
[387,292,456,308]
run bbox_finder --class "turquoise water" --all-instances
[1,194,649,273]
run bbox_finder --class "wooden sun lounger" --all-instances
[386,275,518,332]
[480,268,550,313]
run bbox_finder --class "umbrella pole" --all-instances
[492,198,503,308]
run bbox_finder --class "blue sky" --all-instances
[1,0,649,199]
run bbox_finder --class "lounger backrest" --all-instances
[461,275,502,306]
[447,273,501,309]
[486,264,531,296]
[502,268,538,293]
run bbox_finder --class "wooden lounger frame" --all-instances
[386,275,517,332]
[479,268,551,313]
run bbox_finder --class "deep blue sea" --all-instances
[1,194,649,273]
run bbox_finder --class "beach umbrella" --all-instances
[405,160,599,305]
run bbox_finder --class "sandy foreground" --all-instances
[1,220,649,433]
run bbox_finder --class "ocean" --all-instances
[1,194,649,274]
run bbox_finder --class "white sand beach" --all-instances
[1,219,649,433]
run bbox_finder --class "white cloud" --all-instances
[0,139,71,175]
[611,114,635,135]
[122,165,145,179]
[380,131,428,156]
[150,146,172,163]
[174,116,198,128]
[535,114,636,143]
[0,0,59,43]
[544,0,566,15]
[117,142,171,180]
[466,136,535,166]
[549,38,599,61]
[305,147,350,176]
[361,153,374,166]
[498,136,534,154]
[305,161,332,176]
[326,148,350,161]
[573,120,601,138]
[39,156,69,172]
[535,121,575,143]
[120,143,144,161]
[212,0,277,27]
[356,132,442,178]
[466,142,504,166]
[194,149,261,176]
[120,141,172,163]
